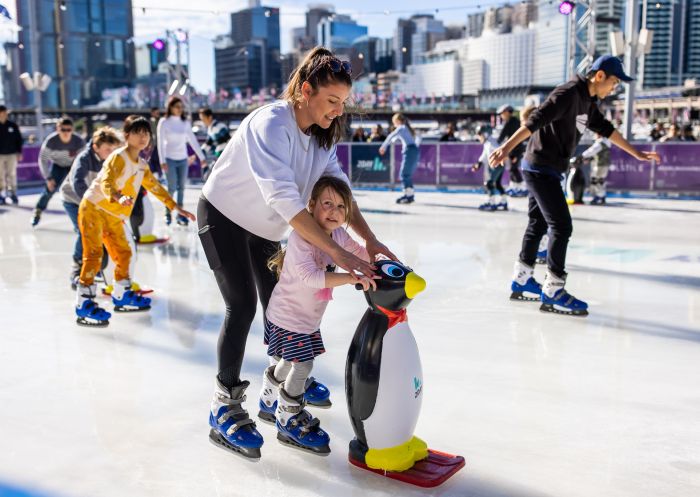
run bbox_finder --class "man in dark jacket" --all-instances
[0,105,23,204]
[491,55,659,316]
[32,117,85,227]
[497,104,527,196]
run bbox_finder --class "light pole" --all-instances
[24,0,47,142]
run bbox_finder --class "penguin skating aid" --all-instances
[345,260,465,487]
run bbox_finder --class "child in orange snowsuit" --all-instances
[75,115,195,327]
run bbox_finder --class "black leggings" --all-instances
[509,155,524,183]
[197,196,280,386]
[519,170,572,277]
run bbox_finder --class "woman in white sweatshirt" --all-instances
[199,47,396,460]
[157,96,206,226]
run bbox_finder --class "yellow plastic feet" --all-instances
[365,436,429,472]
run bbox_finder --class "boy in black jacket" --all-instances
[490,55,659,316]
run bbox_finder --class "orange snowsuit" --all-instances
[78,147,177,286]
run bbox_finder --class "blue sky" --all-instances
[2,0,508,93]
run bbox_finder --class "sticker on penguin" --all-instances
[345,260,465,488]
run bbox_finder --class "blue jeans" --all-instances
[399,145,419,189]
[36,164,70,211]
[165,158,188,207]
[63,201,82,263]
[485,165,505,196]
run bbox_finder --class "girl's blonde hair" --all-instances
[392,112,415,137]
[282,46,353,150]
[91,126,122,148]
[268,176,354,278]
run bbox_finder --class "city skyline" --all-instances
[2,0,513,93]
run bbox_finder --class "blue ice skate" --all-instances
[259,373,332,424]
[276,388,330,455]
[510,277,542,302]
[540,289,588,316]
[303,376,331,408]
[112,289,151,312]
[478,202,496,211]
[536,248,547,264]
[495,201,508,211]
[209,380,264,460]
[76,300,111,327]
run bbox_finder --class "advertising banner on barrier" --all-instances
[336,143,350,176]
[350,144,391,184]
[16,147,42,183]
[392,143,437,185]
[437,144,484,186]
[652,144,700,191]
[606,146,653,191]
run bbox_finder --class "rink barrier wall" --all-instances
[15,142,700,194]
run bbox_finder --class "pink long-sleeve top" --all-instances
[265,227,370,334]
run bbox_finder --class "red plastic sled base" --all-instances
[349,449,465,488]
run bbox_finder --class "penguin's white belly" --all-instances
[363,321,423,449]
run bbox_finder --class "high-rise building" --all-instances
[685,0,700,80]
[216,3,282,93]
[410,15,446,65]
[641,0,686,88]
[375,38,394,74]
[15,0,136,108]
[394,18,416,72]
[593,0,623,55]
[135,42,168,78]
[306,4,334,47]
[466,12,485,38]
[532,1,569,86]
[513,0,538,29]
[317,14,368,54]
[352,36,378,75]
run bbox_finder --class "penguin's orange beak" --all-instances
[405,272,426,299]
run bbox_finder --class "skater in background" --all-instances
[580,133,612,205]
[497,105,527,197]
[367,124,386,143]
[473,125,507,211]
[32,117,85,227]
[258,176,377,455]
[379,113,419,204]
[0,105,23,205]
[61,127,122,290]
[351,127,367,142]
[198,107,231,181]
[157,96,207,226]
[491,55,659,316]
[199,47,395,460]
[440,122,458,142]
[74,115,195,327]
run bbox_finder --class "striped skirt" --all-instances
[264,319,326,363]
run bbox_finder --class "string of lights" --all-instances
[130,1,525,18]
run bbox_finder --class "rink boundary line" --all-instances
[351,186,700,201]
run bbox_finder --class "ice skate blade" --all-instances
[307,399,332,409]
[257,410,276,424]
[208,429,261,461]
[76,317,109,328]
[510,292,540,302]
[113,305,151,313]
[539,303,588,317]
[276,432,330,456]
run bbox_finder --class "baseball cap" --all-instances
[497,104,514,114]
[589,55,633,82]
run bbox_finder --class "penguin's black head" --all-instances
[361,260,426,311]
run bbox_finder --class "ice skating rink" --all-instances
[1,188,699,497]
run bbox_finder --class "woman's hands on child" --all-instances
[118,195,134,207]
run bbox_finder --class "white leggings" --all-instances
[270,355,313,397]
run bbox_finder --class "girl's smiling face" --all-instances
[310,186,348,234]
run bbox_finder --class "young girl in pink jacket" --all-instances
[258,175,377,455]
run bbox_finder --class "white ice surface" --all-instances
[1,188,699,497]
